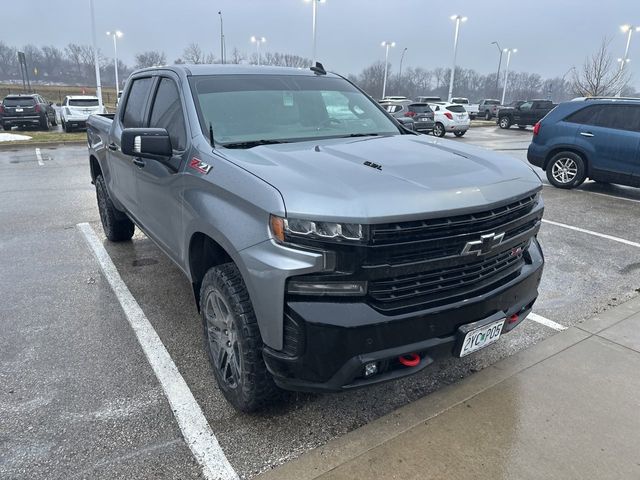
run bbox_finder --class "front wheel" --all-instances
[546,152,586,189]
[64,121,72,133]
[498,116,511,129]
[201,263,281,412]
[433,122,446,137]
[454,130,466,137]
[95,174,135,241]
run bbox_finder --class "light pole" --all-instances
[447,14,467,102]
[106,30,123,93]
[305,0,326,65]
[218,11,225,64]
[89,0,103,107]
[398,47,407,81]
[381,41,395,99]
[491,41,503,94]
[619,25,640,71]
[501,48,517,105]
[251,36,266,66]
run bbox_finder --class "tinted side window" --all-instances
[122,77,153,128]
[593,105,633,131]
[565,106,600,125]
[149,78,187,151]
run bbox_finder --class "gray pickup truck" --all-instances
[87,64,544,411]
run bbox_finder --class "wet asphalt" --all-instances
[1,127,639,479]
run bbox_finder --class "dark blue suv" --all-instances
[527,98,640,189]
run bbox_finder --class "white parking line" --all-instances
[528,313,567,331]
[35,147,44,166]
[77,222,238,480]
[576,188,640,205]
[542,219,640,249]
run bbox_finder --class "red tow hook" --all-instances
[398,353,421,367]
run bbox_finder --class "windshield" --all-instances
[408,104,431,113]
[452,98,469,104]
[3,97,35,107]
[189,74,401,146]
[68,98,99,107]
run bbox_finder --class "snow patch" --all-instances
[0,133,32,142]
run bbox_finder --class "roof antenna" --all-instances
[310,62,326,75]
[209,122,215,148]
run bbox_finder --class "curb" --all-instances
[257,295,640,480]
[0,140,86,150]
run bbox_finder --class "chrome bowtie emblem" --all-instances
[461,232,505,256]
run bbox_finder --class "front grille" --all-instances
[368,243,527,312]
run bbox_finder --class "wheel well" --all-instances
[90,155,101,183]
[189,233,233,309]
[544,148,588,172]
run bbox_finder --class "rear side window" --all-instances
[594,105,640,132]
[122,77,153,128]
[565,106,600,125]
[149,78,187,151]
[3,97,35,107]
[446,105,466,113]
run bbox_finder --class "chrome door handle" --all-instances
[579,132,594,137]
[132,158,146,168]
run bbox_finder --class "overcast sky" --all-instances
[4,0,639,84]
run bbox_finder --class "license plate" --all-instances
[418,117,429,122]
[15,108,23,112]
[458,318,505,357]
[458,114,465,119]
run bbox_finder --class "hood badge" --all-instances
[364,161,382,171]
[189,158,212,174]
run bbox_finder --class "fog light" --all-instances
[364,362,378,377]
[287,280,367,296]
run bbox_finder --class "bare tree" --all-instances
[0,42,18,78]
[229,48,246,64]
[182,43,205,64]
[135,50,166,69]
[571,38,629,97]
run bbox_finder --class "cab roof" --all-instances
[132,64,340,78]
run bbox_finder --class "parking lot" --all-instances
[2,126,640,479]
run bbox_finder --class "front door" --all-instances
[135,76,189,261]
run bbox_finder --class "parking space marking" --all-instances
[77,222,238,480]
[542,219,640,249]
[572,188,640,205]
[35,148,44,166]
[528,313,567,331]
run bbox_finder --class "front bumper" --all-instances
[263,239,544,392]
[64,117,88,129]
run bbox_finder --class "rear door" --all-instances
[576,104,640,184]
[135,75,189,259]
[109,76,154,219]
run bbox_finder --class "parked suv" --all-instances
[528,97,640,189]
[430,102,470,137]
[0,94,57,130]
[380,101,435,133]
[61,95,105,132]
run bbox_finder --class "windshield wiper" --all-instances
[337,133,381,139]
[221,139,290,149]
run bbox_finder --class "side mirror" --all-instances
[121,128,172,158]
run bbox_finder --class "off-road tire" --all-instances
[200,263,281,412]
[95,174,135,241]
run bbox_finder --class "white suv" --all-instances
[61,95,105,132]
[429,102,470,137]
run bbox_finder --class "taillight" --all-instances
[533,121,541,136]
[404,111,416,117]
[35,104,41,113]
[444,112,453,120]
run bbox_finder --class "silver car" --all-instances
[381,101,435,133]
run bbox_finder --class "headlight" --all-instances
[270,215,366,243]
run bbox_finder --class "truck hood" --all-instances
[220,134,541,223]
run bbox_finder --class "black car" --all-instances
[0,94,58,130]
[381,101,435,133]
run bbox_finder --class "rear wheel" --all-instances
[200,263,281,412]
[546,152,586,189]
[95,174,135,241]
[40,115,50,131]
[454,131,466,137]
[498,116,511,129]
[433,122,446,137]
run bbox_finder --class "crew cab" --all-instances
[87,64,544,411]
[478,99,502,120]
[497,99,555,129]
[61,95,105,132]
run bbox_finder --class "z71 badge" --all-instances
[189,158,213,174]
